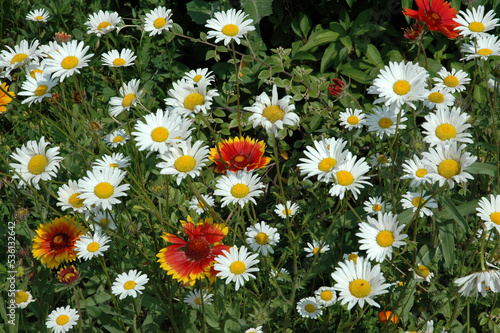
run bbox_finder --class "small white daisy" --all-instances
[44,40,94,82]
[454,266,500,298]
[85,10,122,37]
[24,59,45,79]
[56,180,87,213]
[74,229,111,261]
[45,305,79,333]
[18,72,58,106]
[339,108,366,130]
[275,201,299,218]
[401,155,434,188]
[111,269,149,300]
[433,67,470,93]
[14,290,36,309]
[365,105,408,139]
[245,221,280,256]
[0,39,40,76]
[477,194,500,233]
[92,211,117,230]
[78,167,130,211]
[214,245,260,291]
[245,326,263,333]
[412,263,434,283]
[214,169,265,208]
[164,79,218,117]
[401,191,438,217]
[26,8,50,22]
[105,129,130,148]
[296,297,323,319]
[343,252,360,264]
[101,49,136,67]
[423,88,455,111]
[331,257,391,310]
[189,194,215,215]
[454,5,500,38]
[421,107,473,147]
[144,6,173,36]
[270,268,289,281]
[369,153,392,168]
[10,136,63,189]
[245,84,299,137]
[183,289,213,308]
[38,41,60,58]
[109,79,143,117]
[93,152,131,171]
[205,9,255,45]
[314,286,337,307]
[304,239,330,257]
[357,212,408,263]
[363,196,392,216]
[183,68,215,85]
[329,155,372,200]
[461,34,500,61]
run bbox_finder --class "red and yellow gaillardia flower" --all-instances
[32,216,85,269]
[403,0,459,39]
[58,265,80,285]
[157,216,230,286]
[0,82,16,113]
[209,136,271,173]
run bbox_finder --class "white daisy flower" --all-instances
[477,194,500,233]
[24,59,45,79]
[183,289,213,308]
[132,108,191,155]
[331,257,391,310]
[401,155,434,188]
[10,136,63,189]
[314,286,337,307]
[329,155,372,200]
[105,129,130,148]
[365,105,408,139]
[401,191,438,217]
[454,5,500,38]
[421,142,477,188]
[214,245,260,291]
[183,68,215,85]
[156,139,210,185]
[363,196,392,216]
[423,88,455,111]
[144,6,173,36]
[93,152,131,171]
[343,252,360,264]
[0,39,40,76]
[38,41,60,58]
[275,201,299,218]
[26,8,50,22]
[101,49,136,67]
[14,290,36,309]
[85,10,121,37]
[245,221,280,256]
[298,138,350,183]
[461,34,500,61]
[74,229,111,261]
[92,211,117,230]
[339,108,366,130]
[245,326,263,333]
[245,84,299,137]
[421,107,472,147]
[111,269,149,300]
[433,67,470,93]
[304,240,330,257]
[296,297,323,319]
[189,194,215,215]
[270,268,289,281]
[454,266,500,298]
[214,169,265,208]
[56,180,87,213]
[164,79,218,117]
[46,305,79,333]
[18,72,58,106]
[109,79,143,117]
[357,212,408,263]
[78,167,130,211]
[412,263,434,283]
[44,40,94,82]
[369,153,392,168]
[367,60,429,109]
[205,9,255,45]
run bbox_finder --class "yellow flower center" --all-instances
[435,123,457,141]
[15,291,29,303]
[34,85,48,97]
[28,154,49,175]
[231,183,250,198]
[197,201,205,209]
[304,304,316,313]
[35,15,44,21]
[417,264,430,278]
[376,230,394,247]
[428,92,444,104]
[336,170,354,186]
[30,69,43,78]
[469,21,485,32]
[56,314,70,326]
[61,56,79,69]
[318,157,337,172]
[154,17,166,29]
[123,280,136,290]
[113,58,126,66]
[438,159,461,179]
[94,182,114,199]
[193,74,203,83]
[255,232,269,245]
[347,253,358,263]
[377,154,388,164]
[100,218,111,226]
[490,212,500,225]
[320,290,333,301]
[53,235,64,244]
[11,53,28,65]
[87,242,100,252]
[122,93,136,107]
[349,279,371,298]
[68,192,84,208]
[282,208,292,215]
[113,136,124,143]
[347,115,359,125]
[478,48,493,56]
[378,117,393,129]
[229,260,246,274]
[174,155,196,172]
[411,197,425,208]
[97,21,111,31]
[194,297,201,305]
[109,163,119,169]
[151,126,169,142]
[444,75,459,87]
[416,168,427,178]
[372,204,382,212]
[262,105,285,124]
[312,247,320,255]
[183,93,205,111]
[393,80,410,95]
[222,24,239,36]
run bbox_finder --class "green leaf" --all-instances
[364,44,384,69]
[299,30,340,52]
[320,43,338,73]
[466,161,497,177]
[473,84,487,104]
[241,0,273,24]
[439,196,468,232]
[438,219,455,271]
[339,64,372,84]
[186,0,219,25]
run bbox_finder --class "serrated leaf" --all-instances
[241,0,273,24]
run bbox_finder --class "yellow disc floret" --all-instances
[349,279,371,298]
[393,80,410,95]
[438,159,461,179]
[94,182,114,199]
[184,93,204,111]
[28,154,49,175]
[151,127,169,142]
[154,17,166,29]
[336,170,354,186]
[61,56,79,69]
[262,105,285,124]
[255,232,269,245]
[174,155,196,172]
[376,230,394,247]
[229,260,246,274]
[231,183,250,198]
[318,157,337,172]
[222,24,239,36]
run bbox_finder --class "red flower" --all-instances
[328,78,345,96]
[404,23,423,40]
[403,0,459,39]
[58,265,80,285]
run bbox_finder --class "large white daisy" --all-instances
[85,10,121,37]
[421,107,473,146]
[109,79,143,117]
[365,105,407,139]
[18,72,58,106]
[101,49,136,68]
[44,40,94,82]
[144,6,173,36]
[314,286,337,307]
[454,266,500,298]
[400,155,434,188]
[329,155,372,200]
[477,194,500,233]
[14,290,36,309]
[0,39,40,77]
[78,167,130,211]
[214,245,260,291]
[183,68,215,85]
[26,8,50,22]
[245,221,280,256]
[454,5,500,38]
[339,108,366,130]
[56,180,87,213]
[214,169,265,208]
[423,88,455,111]
[433,67,470,93]
[111,269,149,300]
[164,79,218,116]
[45,305,79,333]
[461,34,500,61]
[74,229,111,261]
[205,9,255,45]
[401,191,438,217]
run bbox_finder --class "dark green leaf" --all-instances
[241,0,273,24]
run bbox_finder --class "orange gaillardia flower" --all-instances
[209,136,271,173]
[0,82,16,113]
[58,265,80,285]
[157,216,230,286]
[378,310,399,324]
[403,0,459,39]
[32,216,85,269]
